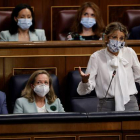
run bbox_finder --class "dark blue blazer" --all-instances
[129,25,140,40]
[0,91,8,114]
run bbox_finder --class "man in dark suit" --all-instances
[129,25,140,40]
[0,91,8,114]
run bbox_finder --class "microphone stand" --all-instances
[100,70,116,112]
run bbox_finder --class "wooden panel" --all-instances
[0,122,121,134]
[66,56,90,74]
[13,67,57,75]
[0,138,30,140]
[107,5,140,25]
[52,0,99,6]
[4,56,65,85]
[42,0,53,40]
[124,135,140,140]
[122,121,140,130]
[99,0,140,25]
[35,137,76,140]
[79,135,121,140]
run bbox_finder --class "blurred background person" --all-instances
[0,91,8,114]
[67,2,105,41]
[129,25,140,40]
[14,70,64,113]
[0,4,46,41]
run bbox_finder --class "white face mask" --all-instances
[107,39,125,53]
[17,18,32,30]
[80,17,96,28]
[34,84,49,97]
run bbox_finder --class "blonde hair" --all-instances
[21,70,57,104]
[72,2,105,37]
[104,22,128,40]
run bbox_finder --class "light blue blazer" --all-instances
[0,29,46,41]
[13,97,65,114]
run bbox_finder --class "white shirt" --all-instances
[37,105,46,113]
[77,47,140,111]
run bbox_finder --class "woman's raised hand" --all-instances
[79,67,90,83]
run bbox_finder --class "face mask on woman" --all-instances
[17,18,32,30]
[107,39,125,53]
[34,84,49,97]
[80,17,96,28]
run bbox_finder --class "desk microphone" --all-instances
[100,70,116,111]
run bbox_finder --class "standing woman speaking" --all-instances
[77,22,140,112]
[0,4,46,41]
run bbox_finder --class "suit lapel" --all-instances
[45,98,51,112]
[29,31,39,41]
[33,101,38,112]
[9,33,18,41]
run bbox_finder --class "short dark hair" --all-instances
[9,4,35,35]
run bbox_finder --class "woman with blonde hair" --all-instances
[77,22,140,112]
[14,70,64,113]
[67,2,105,40]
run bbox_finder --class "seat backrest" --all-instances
[66,70,98,112]
[55,10,77,41]
[123,10,140,32]
[8,74,60,113]
[0,11,12,31]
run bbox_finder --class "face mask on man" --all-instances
[107,39,125,53]
[80,17,96,28]
[34,84,49,97]
[17,18,32,30]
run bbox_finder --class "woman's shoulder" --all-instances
[123,47,135,53]
[34,29,45,33]
[34,29,45,35]
[52,98,61,104]
[0,30,11,36]
[91,48,105,57]
[16,97,29,103]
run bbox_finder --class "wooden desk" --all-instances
[0,112,140,140]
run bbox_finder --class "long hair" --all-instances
[72,2,105,37]
[9,4,35,35]
[21,70,57,104]
[104,22,128,39]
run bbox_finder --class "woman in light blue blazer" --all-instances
[13,70,65,113]
[0,4,46,41]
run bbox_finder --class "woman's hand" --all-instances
[79,67,90,83]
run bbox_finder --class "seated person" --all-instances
[13,70,65,113]
[129,25,140,40]
[67,2,105,40]
[0,4,46,41]
[0,91,8,114]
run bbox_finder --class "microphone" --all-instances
[100,70,116,111]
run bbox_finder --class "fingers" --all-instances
[79,66,90,77]
[78,66,82,74]
[79,66,85,76]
